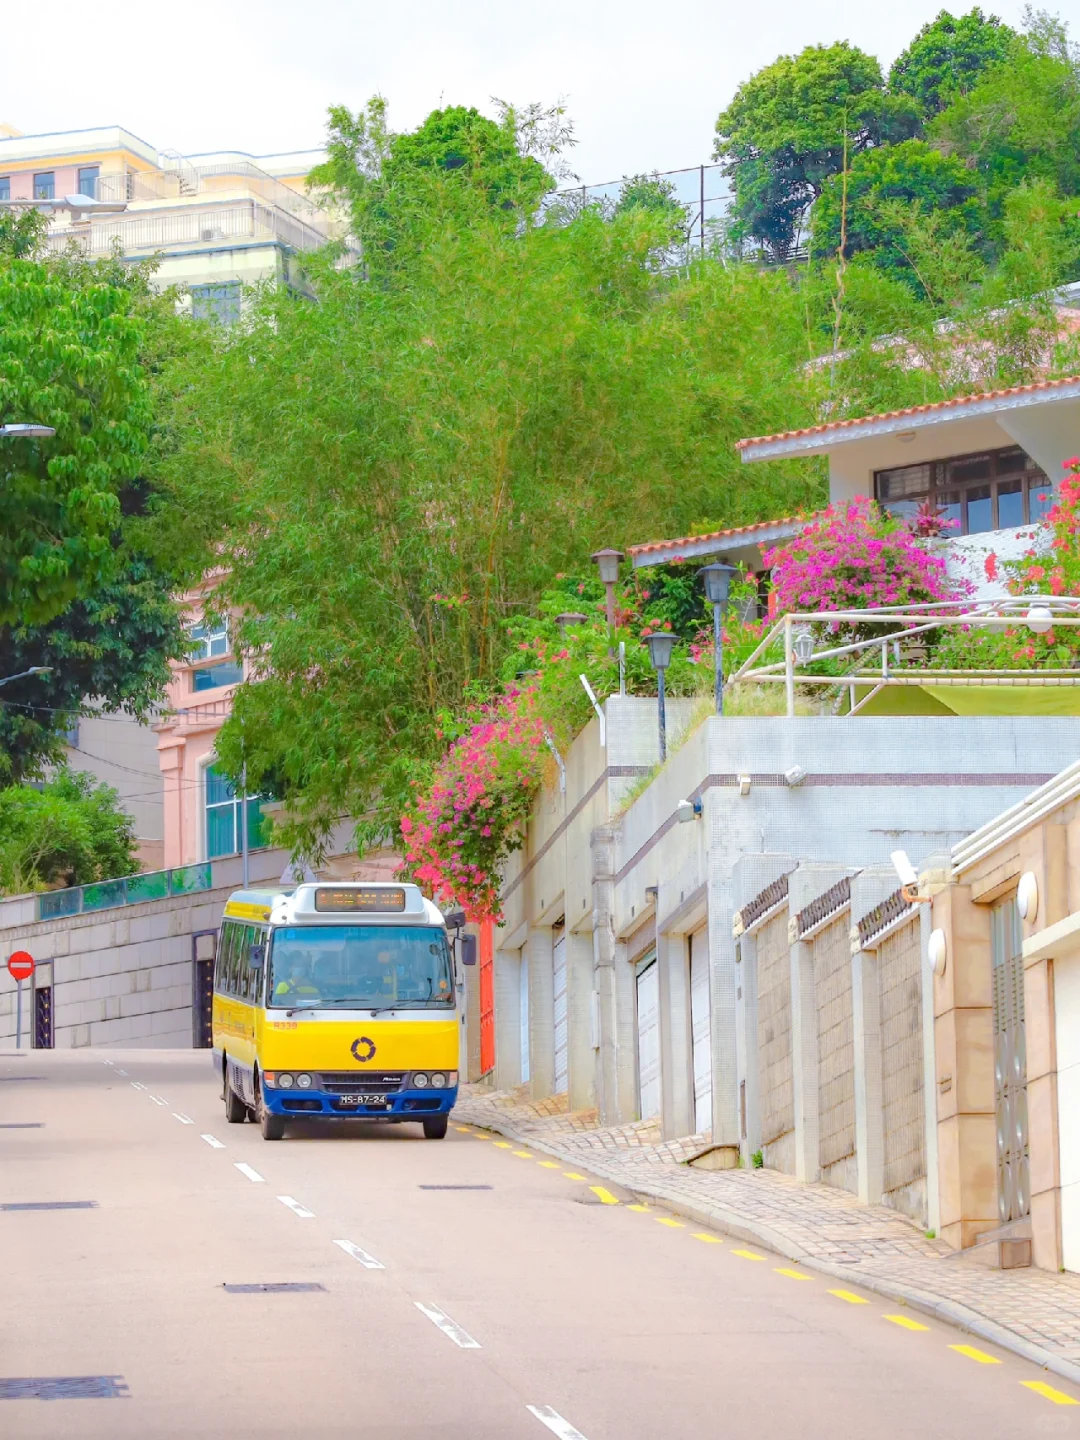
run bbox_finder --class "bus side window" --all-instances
[238,924,256,1003]
[251,927,268,1006]
[224,923,242,997]
[214,922,233,994]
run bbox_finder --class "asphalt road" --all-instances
[1,1049,1077,1440]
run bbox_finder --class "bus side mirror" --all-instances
[249,944,265,970]
[460,934,478,967]
[444,909,467,931]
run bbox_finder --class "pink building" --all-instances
[154,584,266,870]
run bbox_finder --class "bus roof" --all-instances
[222,880,443,928]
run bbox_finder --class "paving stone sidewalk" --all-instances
[457,1084,1080,1386]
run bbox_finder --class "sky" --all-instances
[3,0,1072,186]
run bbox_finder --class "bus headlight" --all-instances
[296,1073,313,1089]
[278,1073,294,1089]
[413,1072,429,1088]
[430,1073,446,1089]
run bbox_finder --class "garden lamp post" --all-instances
[591,548,624,653]
[554,611,588,637]
[699,562,737,715]
[644,631,677,762]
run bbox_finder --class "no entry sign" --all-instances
[7,952,34,983]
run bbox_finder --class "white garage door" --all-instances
[553,927,568,1095]
[636,957,661,1121]
[690,931,712,1137]
[520,951,530,1086]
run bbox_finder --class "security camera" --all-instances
[784,765,807,788]
[890,850,918,888]
[677,798,703,823]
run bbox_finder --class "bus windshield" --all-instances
[267,925,453,1010]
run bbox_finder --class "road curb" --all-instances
[458,1106,1080,1392]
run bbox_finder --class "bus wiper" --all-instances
[369,999,443,1015]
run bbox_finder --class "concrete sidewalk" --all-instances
[457,1084,1080,1389]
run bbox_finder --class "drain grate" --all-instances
[0,1123,43,1129]
[222,1282,326,1294]
[0,1201,98,1212]
[418,1185,493,1191]
[0,1376,129,1400]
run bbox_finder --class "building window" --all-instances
[192,660,244,692]
[77,166,100,198]
[0,178,9,202]
[190,282,242,326]
[876,445,1053,535]
[33,172,55,200]
[189,616,229,661]
[205,764,270,859]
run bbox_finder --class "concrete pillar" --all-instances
[566,929,596,1112]
[706,877,740,1148]
[659,931,693,1140]
[493,945,522,1090]
[852,945,884,1205]
[527,925,555,1101]
[614,939,638,1124]
[737,932,761,1162]
[920,902,942,1238]
[591,824,619,1125]
[790,933,820,1183]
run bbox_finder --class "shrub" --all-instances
[0,771,138,896]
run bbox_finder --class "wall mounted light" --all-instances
[927,929,947,978]
[1017,871,1039,922]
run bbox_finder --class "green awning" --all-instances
[849,685,1080,717]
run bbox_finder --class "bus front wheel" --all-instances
[255,1074,285,1141]
[423,1116,449,1140]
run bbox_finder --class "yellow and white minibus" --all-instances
[212,881,463,1140]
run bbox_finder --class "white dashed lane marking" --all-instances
[201,1134,225,1149]
[277,1195,315,1219]
[172,1113,193,1125]
[527,1405,589,1438]
[333,1239,385,1270]
[414,1302,481,1349]
[234,1163,265,1183]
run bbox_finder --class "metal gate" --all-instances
[636,956,661,1121]
[33,986,53,1049]
[479,919,495,1076]
[992,898,1030,1224]
[689,931,712,1136]
[553,923,568,1095]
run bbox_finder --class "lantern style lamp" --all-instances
[591,548,624,638]
[555,611,589,636]
[644,631,677,761]
[699,562,737,714]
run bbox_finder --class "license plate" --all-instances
[338,1093,389,1107]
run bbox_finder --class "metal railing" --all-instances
[730,598,1080,717]
[552,163,732,254]
[89,160,321,223]
[45,200,331,257]
[37,862,213,922]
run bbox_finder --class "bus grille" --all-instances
[319,1072,406,1094]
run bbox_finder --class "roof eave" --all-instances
[739,378,1080,465]
[630,519,801,569]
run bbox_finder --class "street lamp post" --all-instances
[591,549,624,654]
[644,631,677,762]
[699,563,737,715]
[0,667,53,689]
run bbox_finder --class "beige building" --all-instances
[929,763,1080,1271]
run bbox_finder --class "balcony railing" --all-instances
[89,160,321,223]
[45,199,332,257]
[37,861,213,922]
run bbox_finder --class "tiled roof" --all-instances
[736,374,1080,452]
[627,515,798,558]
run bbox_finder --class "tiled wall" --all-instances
[757,909,793,1165]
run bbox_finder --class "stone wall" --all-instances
[756,909,793,1170]
[879,917,927,1219]
[813,914,856,1189]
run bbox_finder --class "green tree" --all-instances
[0,770,137,895]
[931,14,1080,215]
[889,8,1016,118]
[812,139,984,287]
[158,151,818,858]
[713,41,918,260]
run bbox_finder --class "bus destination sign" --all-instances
[314,887,407,914]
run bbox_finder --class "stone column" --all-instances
[527,925,555,1101]
[790,928,820,1184]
